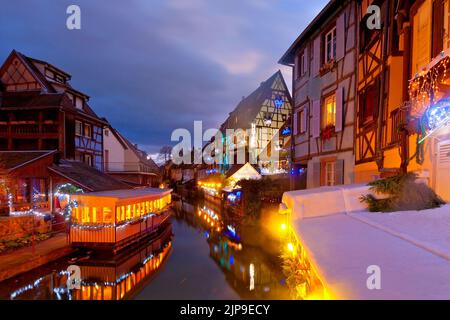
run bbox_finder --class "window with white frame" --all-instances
[325,27,337,63]
[75,120,82,136]
[298,109,307,134]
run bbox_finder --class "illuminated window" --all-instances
[322,94,336,128]
[84,123,92,138]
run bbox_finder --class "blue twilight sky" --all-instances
[0,0,328,153]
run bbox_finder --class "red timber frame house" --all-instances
[0,50,106,171]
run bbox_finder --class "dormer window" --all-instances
[325,27,337,63]
[75,96,84,110]
[55,73,65,84]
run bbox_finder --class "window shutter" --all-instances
[432,0,444,58]
[335,85,344,132]
[313,36,321,77]
[304,46,309,75]
[335,159,345,185]
[312,162,321,188]
[294,54,298,79]
[312,100,321,138]
[336,12,346,60]
[302,106,308,133]
[293,111,298,135]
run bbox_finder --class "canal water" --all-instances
[0,199,295,300]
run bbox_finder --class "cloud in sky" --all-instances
[0,0,328,153]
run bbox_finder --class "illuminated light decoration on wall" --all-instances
[408,50,450,118]
[274,96,284,109]
[419,99,450,143]
[281,127,291,136]
[227,190,241,203]
[9,187,48,217]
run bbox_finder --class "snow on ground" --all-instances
[350,205,450,261]
[294,214,450,300]
[283,185,450,299]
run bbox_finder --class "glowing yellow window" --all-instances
[103,207,112,223]
[322,94,336,128]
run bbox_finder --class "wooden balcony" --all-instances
[0,123,59,137]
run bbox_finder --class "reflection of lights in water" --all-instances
[249,263,255,291]
[287,242,294,252]
[227,225,236,237]
[10,243,171,300]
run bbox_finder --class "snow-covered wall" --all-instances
[281,184,374,220]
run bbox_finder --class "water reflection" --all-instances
[1,224,172,300]
[0,198,325,300]
[172,200,291,300]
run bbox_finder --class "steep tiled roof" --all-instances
[0,91,71,109]
[220,70,284,131]
[49,160,130,192]
[0,150,56,172]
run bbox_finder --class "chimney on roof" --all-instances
[260,81,265,86]
[134,144,138,149]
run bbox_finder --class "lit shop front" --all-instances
[70,188,172,250]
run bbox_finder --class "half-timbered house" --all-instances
[0,50,107,171]
[218,70,292,175]
[351,0,412,182]
[280,0,357,189]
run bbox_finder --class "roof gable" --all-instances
[0,50,50,93]
[221,70,292,131]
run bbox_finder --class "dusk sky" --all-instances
[0,0,328,154]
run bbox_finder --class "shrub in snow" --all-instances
[360,173,445,212]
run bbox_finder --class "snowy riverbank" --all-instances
[282,186,450,300]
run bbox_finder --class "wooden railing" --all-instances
[390,108,403,145]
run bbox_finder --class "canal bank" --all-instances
[282,185,450,299]
[0,233,73,282]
